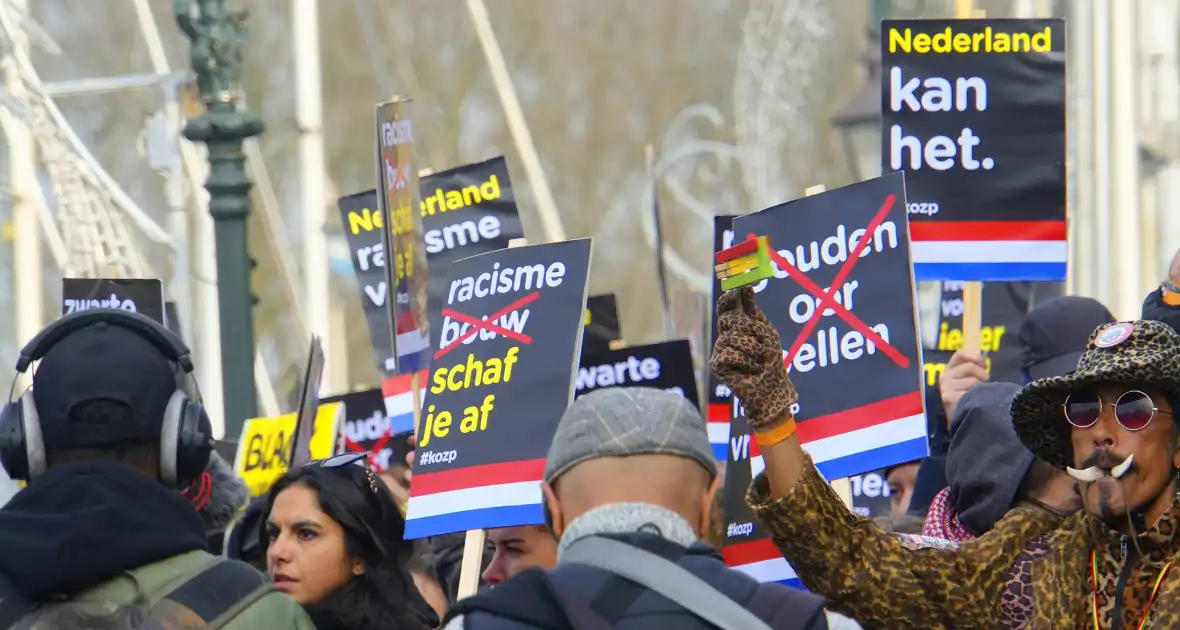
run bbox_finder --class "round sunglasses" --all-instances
[1063,390,1174,431]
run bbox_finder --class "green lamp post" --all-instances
[175,0,265,438]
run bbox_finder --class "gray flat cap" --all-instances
[543,387,716,484]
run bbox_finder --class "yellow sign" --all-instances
[234,402,344,497]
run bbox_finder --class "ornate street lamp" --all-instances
[175,0,266,437]
[831,37,883,183]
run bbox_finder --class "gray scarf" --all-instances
[556,502,699,560]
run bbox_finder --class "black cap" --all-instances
[32,323,178,450]
[1019,296,1115,380]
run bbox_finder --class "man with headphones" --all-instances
[0,309,314,629]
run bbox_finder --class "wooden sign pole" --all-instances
[455,237,530,599]
[799,185,853,510]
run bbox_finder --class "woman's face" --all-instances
[266,483,361,604]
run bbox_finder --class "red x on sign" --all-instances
[748,192,911,370]
[344,433,390,468]
[435,291,540,360]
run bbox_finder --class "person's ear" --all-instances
[542,482,565,539]
[351,557,365,576]
[699,475,722,538]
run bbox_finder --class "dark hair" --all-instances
[47,400,156,469]
[262,463,434,630]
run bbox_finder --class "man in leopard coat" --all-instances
[711,286,1180,630]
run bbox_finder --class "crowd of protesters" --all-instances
[0,251,1179,629]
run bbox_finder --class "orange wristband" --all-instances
[754,416,797,447]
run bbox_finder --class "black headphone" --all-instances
[0,308,213,487]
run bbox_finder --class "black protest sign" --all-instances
[339,157,525,378]
[849,468,894,517]
[61,278,165,324]
[415,238,592,471]
[582,293,622,355]
[576,339,700,410]
[322,388,413,472]
[734,173,927,480]
[338,190,398,376]
[375,100,431,376]
[929,281,1033,384]
[421,157,525,338]
[881,19,1065,224]
[721,410,799,585]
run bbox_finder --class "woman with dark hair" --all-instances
[263,453,437,630]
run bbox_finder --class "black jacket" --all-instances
[445,532,828,630]
[0,460,209,600]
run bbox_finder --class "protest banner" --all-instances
[734,172,927,481]
[322,386,418,471]
[375,98,431,375]
[61,278,165,324]
[582,293,622,355]
[881,17,1066,282]
[234,402,345,496]
[339,156,525,377]
[576,339,700,410]
[723,413,803,589]
[849,468,894,517]
[403,238,592,540]
[928,280,1036,384]
[707,216,739,461]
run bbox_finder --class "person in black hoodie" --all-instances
[0,308,312,628]
[263,452,438,630]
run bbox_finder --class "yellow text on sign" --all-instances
[234,402,344,497]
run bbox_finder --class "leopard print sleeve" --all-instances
[747,455,1061,630]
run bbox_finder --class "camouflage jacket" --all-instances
[748,455,1180,630]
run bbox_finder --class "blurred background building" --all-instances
[0,0,1175,465]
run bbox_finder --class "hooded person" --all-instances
[0,309,313,629]
[711,286,1180,629]
[1142,249,1180,333]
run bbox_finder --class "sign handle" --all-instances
[799,185,853,510]
[455,237,531,600]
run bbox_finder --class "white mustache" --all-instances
[1066,454,1135,483]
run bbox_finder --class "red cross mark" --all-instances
[749,192,911,370]
[435,291,540,360]
[344,432,391,469]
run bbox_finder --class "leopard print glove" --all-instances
[710,286,798,430]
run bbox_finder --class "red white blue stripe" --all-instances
[793,391,927,484]
[707,403,730,461]
[403,458,546,540]
[910,221,1067,282]
[381,371,427,435]
[724,539,803,590]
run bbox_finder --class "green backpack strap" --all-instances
[146,556,275,630]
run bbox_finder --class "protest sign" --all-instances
[881,19,1066,282]
[929,281,1036,384]
[322,386,417,471]
[707,216,739,461]
[576,339,700,410]
[61,278,165,324]
[723,412,802,589]
[849,469,895,517]
[339,156,525,377]
[375,99,431,375]
[735,173,927,481]
[581,293,622,355]
[403,239,592,539]
[234,402,345,496]
[421,157,525,333]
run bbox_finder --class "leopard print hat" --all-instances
[1010,319,1180,470]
